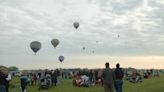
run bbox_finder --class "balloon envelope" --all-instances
[51,39,59,48]
[59,56,64,62]
[30,41,41,54]
[83,47,85,50]
[92,51,94,53]
[73,22,79,29]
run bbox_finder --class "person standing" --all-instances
[89,70,93,85]
[114,63,124,92]
[56,69,61,85]
[0,70,6,92]
[98,69,103,86]
[102,62,115,92]
[20,73,28,92]
[5,72,11,92]
[52,70,57,86]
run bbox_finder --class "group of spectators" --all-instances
[72,69,104,87]
[0,69,63,92]
[1,64,162,92]
[20,69,61,92]
[72,62,124,92]
[124,69,160,83]
[143,69,160,78]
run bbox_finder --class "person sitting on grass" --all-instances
[80,75,89,87]
[143,71,149,79]
[130,70,142,83]
[73,72,82,87]
[38,78,49,90]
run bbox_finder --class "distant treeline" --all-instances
[0,65,19,72]
[0,65,164,74]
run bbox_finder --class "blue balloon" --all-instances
[59,56,64,62]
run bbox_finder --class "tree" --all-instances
[8,66,19,71]
[0,65,9,72]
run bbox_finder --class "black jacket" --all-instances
[0,72,7,86]
[114,68,124,80]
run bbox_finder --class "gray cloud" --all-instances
[0,0,164,69]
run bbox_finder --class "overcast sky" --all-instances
[0,0,164,69]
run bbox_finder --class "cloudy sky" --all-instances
[0,0,164,70]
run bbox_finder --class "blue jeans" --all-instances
[115,80,123,92]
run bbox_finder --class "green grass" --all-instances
[9,75,164,92]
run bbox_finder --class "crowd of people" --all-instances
[124,69,160,83]
[0,69,63,92]
[0,63,162,92]
[72,63,124,92]
[20,69,62,92]
[72,69,103,87]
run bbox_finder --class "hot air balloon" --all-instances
[83,47,85,50]
[73,22,79,29]
[30,41,41,54]
[51,39,59,48]
[59,56,64,63]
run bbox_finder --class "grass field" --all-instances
[9,75,164,92]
